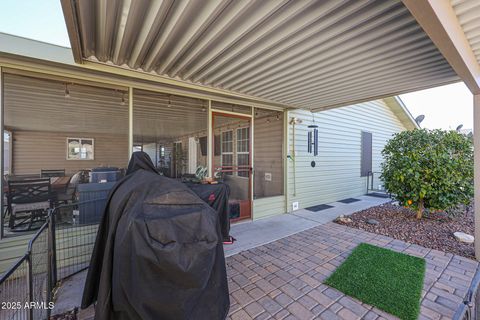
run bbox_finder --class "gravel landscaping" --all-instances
[335,202,475,259]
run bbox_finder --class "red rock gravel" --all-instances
[335,202,475,259]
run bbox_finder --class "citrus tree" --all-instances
[381,129,473,219]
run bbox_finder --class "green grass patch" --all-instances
[324,243,425,320]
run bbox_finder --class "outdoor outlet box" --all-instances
[265,172,272,181]
[292,202,299,211]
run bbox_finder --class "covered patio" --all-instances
[1,0,480,319]
[56,0,480,256]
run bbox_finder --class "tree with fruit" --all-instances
[381,129,473,219]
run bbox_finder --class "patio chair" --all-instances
[7,178,52,231]
[57,172,81,204]
[40,169,65,178]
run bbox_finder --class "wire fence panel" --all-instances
[0,256,29,320]
[454,303,470,320]
[53,199,105,281]
[453,267,480,320]
[28,224,50,320]
[0,197,107,320]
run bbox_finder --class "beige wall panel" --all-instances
[254,112,284,199]
[12,131,128,175]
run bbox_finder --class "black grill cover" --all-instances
[82,152,230,320]
[184,182,230,241]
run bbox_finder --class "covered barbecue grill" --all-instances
[82,152,229,320]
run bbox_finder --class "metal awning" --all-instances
[452,0,480,65]
[60,0,459,111]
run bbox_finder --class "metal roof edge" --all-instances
[0,32,74,65]
[383,96,420,130]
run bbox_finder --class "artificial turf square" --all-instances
[324,243,426,320]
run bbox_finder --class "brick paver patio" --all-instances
[224,222,478,320]
[74,221,478,320]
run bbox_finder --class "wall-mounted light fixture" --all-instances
[64,83,70,98]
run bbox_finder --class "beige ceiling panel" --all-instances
[452,0,480,65]
[62,0,459,110]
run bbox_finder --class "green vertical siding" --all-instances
[287,99,407,211]
[253,196,286,220]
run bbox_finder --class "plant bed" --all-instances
[335,202,475,259]
[325,243,425,320]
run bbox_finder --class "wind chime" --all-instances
[307,112,318,167]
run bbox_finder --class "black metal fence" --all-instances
[0,198,106,320]
[454,268,480,320]
[0,222,52,320]
[0,255,29,320]
[51,201,101,282]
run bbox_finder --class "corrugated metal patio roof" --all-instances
[452,0,480,66]
[61,0,460,111]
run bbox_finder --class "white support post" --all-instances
[207,100,212,177]
[128,87,133,159]
[250,107,255,212]
[474,95,480,259]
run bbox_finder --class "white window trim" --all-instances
[66,137,95,160]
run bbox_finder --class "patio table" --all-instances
[3,175,71,193]
[50,176,71,193]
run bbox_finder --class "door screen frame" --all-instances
[211,110,253,221]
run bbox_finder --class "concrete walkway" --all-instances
[224,195,390,257]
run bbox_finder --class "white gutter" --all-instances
[394,96,420,129]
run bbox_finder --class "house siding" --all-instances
[253,196,286,220]
[11,131,128,175]
[287,99,407,211]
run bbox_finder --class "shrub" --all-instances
[381,129,473,219]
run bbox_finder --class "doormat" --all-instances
[367,192,390,198]
[338,198,360,204]
[305,204,334,212]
